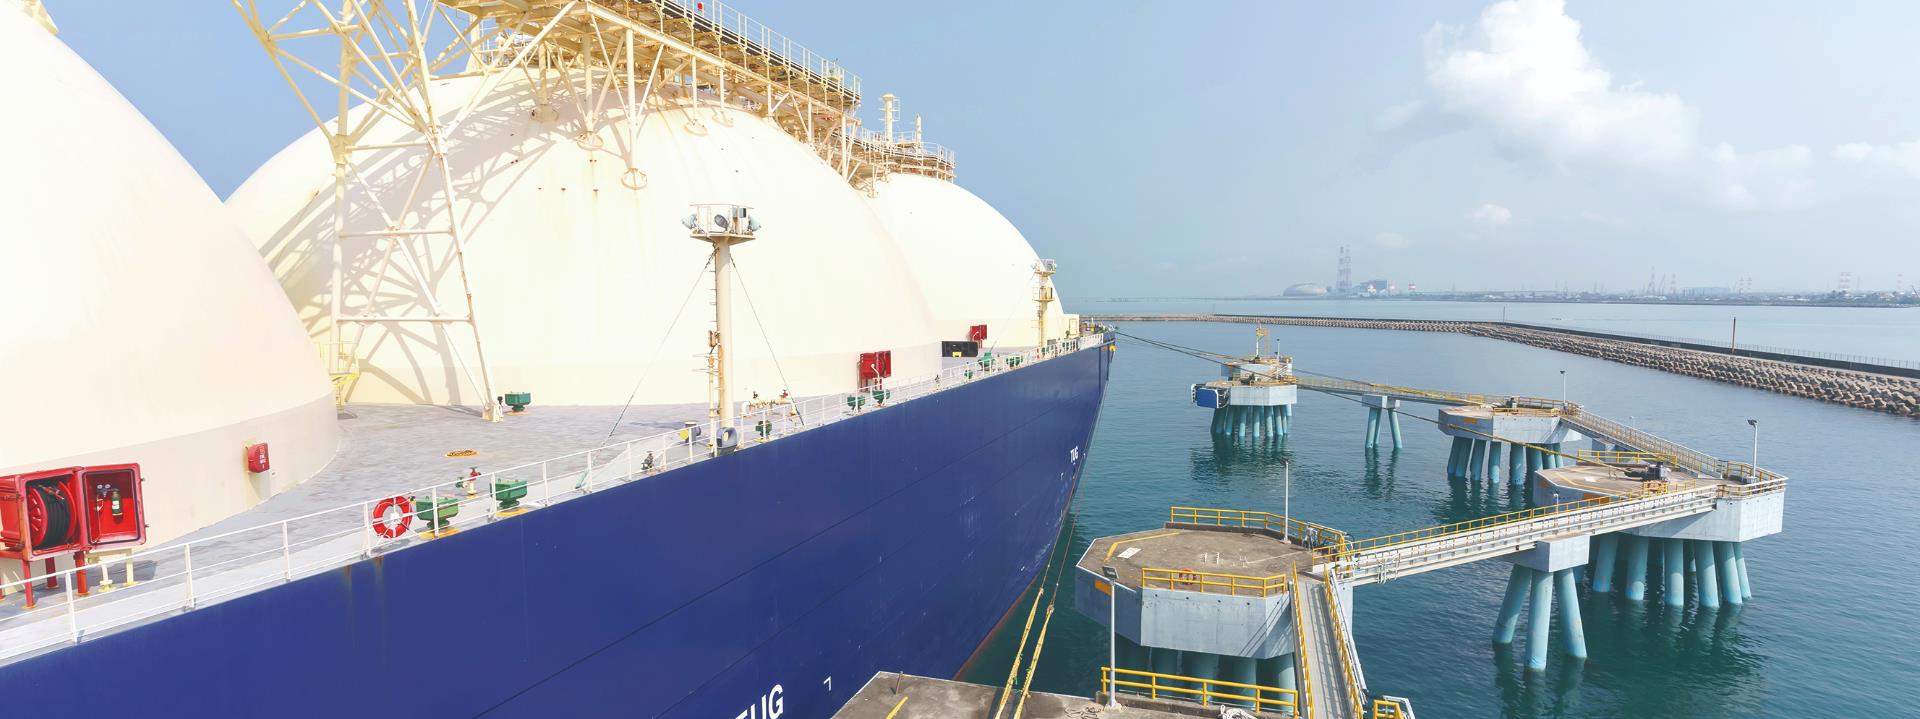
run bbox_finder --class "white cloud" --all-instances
[1374,101,1425,132]
[1832,141,1920,178]
[1420,0,1810,210]
[1374,231,1410,248]
[1466,203,1512,227]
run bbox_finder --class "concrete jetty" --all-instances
[1094,313,1920,417]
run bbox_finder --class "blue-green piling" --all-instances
[1469,440,1487,481]
[1365,408,1382,448]
[1219,656,1258,706]
[1715,541,1743,606]
[1734,542,1752,600]
[1663,539,1686,609]
[1509,445,1526,485]
[1591,534,1619,593]
[1527,566,1554,670]
[1495,565,1532,644]
[1623,535,1649,601]
[1694,540,1720,609]
[1448,437,1470,478]
[1555,568,1588,659]
[1183,652,1221,699]
[1487,442,1505,484]
[1388,410,1403,449]
[1151,647,1184,691]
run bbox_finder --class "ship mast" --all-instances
[1033,259,1058,348]
[686,205,759,436]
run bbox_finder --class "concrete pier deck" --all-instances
[834,672,1292,719]
[1080,526,1316,591]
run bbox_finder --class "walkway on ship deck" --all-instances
[0,341,1097,665]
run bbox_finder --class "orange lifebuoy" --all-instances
[371,495,414,538]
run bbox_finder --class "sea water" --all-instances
[963,319,1920,718]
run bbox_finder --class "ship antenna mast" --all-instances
[684,205,760,440]
[1033,259,1058,348]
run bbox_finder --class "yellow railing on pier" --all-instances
[1170,506,1349,550]
[1372,698,1407,718]
[1322,580,1366,717]
[1140,567,1290,597]
[1100,667,1299,714]
[1575,449,1681,465]
[1292,566,1315,718]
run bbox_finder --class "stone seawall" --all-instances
[1090,314,1920,418]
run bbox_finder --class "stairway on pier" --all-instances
[1295,575,1360,719]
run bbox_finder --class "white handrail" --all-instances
[0,335,1103,659]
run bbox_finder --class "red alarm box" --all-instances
[969,324,988,342]
[246,442,271,473]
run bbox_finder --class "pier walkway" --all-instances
[1296,574,1363,719]
[1097,312,1920,417]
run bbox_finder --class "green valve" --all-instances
[846,395,867,410]
[872,389,891,404]
[411,495,461,533]
[490,478,528,512]
[503,391,532,412]
[755,419,773,438]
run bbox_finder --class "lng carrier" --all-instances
[0,2,1110,716]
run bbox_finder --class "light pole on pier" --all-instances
[1747,419,1759,474]
[1560,370,1567,403]
[1102,564,1119,707]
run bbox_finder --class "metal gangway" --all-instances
[1294,573,1366,719]
[1315,480,1783,586]
[1291,375,1783,483]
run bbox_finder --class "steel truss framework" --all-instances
[233,0,921,419]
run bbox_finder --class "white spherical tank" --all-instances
[228,76,942,406]
[0,9,339,549]
[865,174,1069,348]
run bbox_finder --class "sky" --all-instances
[48,0,1920,297]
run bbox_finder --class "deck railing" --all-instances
[1100,666,1299,714]
[1139,567,1289,597]
[1322,576,1367,718]
[1168,506,1348,551]
[0,334,1105,661]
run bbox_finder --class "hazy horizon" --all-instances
[50,0,1920,297]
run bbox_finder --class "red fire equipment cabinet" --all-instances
[969,324,988,342]
[1,463,146,609]
[246,442,271,473]
[858,350,894,389]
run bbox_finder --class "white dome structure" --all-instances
[864,174,1070,349]
[228,75,943,407]
[0,8,339,547]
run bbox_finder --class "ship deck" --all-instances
[0,339,1102,666]
[0,402,703,664]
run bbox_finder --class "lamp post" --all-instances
[1283,462,1291,531]
[1102,564,1119,707]
[1559,370,1567,403]
[1747,419,1759,475]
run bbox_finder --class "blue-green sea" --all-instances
[961,319,1920,718]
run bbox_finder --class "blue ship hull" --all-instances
[1,341,1112,718]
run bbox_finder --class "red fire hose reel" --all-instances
[1,463,147,609]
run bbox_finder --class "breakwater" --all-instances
[1089,313,1920,418]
